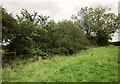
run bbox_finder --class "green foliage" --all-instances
[72,6,119,46]
[2,8,90,56]
[3,8,50,55]
[2,6,119,57]
[42,20,90,55]
[2,8,17,43]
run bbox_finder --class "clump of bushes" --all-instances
[46,20,90,55]
[2,8,90,57]
[28,20,90,56]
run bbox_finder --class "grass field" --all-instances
[2,45,118,82]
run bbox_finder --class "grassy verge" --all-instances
[2,45,118,82]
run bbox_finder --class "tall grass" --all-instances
[2,45,118,82]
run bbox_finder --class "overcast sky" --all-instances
[1,0,120,42]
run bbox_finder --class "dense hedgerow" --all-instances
[2,8,90,57]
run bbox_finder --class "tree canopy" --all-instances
[72,6,119,46]
[1,6,119,58]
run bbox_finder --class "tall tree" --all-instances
[72,6,119,46]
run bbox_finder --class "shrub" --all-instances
[45,20,90,55]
